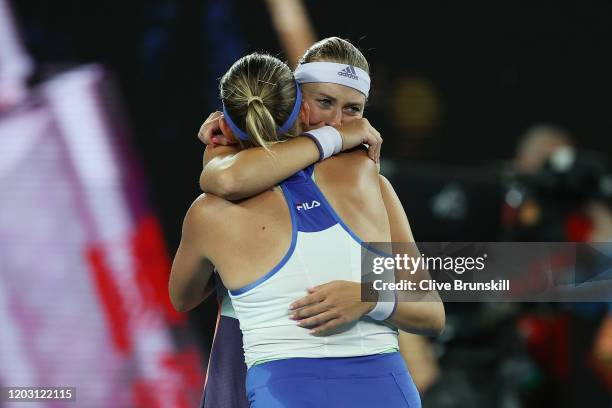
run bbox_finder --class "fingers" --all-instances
[289,290,326,310]
[294,311,337,330]
[202,111,223,129]
[371,126,382,163]
[310,317,346,335]
[374,129,382,163]
[290,300,329,321]
[365,127,383,163]
[352,118,382,163]
[307,282,328,292]
[367,144,377,162]
[205,111,222,122]
[211,135,237,146]
[197,111,223,145]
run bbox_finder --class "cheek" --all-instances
[304,102,326,125]
[342,112,364,123]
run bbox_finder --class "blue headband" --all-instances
[222,80,302,142]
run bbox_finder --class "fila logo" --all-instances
[337,65,358,80]
[296,200,321,211]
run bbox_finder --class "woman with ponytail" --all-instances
[170,49,443,407]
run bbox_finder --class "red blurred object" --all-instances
[88,246,132,355]
[518,313,570,381]
[565,212,593,242]
[132,214,186,325]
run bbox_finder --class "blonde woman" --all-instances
[170,49,443,407]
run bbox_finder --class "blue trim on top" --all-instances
[365,244,393,259]
[229,185,298,296]
[307,177,392,258]
[303,164,315,179]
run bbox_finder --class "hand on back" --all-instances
[334,118,382,163]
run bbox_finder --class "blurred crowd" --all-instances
[387,123,612,407]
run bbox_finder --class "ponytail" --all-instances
[245,97,280,153]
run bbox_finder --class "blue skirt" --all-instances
[246,352,421,407]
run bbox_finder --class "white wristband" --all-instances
[302,126,342,160]
[366,290,397,321]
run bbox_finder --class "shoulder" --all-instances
[187,193,219,218]
[337,145,371,165]
[182,193,229,238]
[317,147,378,185]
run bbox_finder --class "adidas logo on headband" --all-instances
[337,65,358,80]
[294,62,370,97]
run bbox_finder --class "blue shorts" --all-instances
[246,352,421,408]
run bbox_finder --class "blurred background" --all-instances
[1,0,612,406]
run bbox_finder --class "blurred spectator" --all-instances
[586,201,612,243]
[505,123,612,407]
[514,124,573,174]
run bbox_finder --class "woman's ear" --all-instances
[218,117,237,144]
[299,100,310,127]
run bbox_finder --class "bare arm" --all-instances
[379,175,446,336]
[169,196,216,312]
[264,0,316,68]
[198,110,320,199]
[197,112,382,200]
[200,137,320,200]
[398,331,440,393]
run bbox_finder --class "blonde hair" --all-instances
[220,53,299,150]
[299,37,370,74]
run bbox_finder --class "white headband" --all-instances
[294,62,370,97]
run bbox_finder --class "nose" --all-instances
[325,108,343,126]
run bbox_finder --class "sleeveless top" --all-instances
[227,165,398,368]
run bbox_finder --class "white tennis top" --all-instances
[225,165,398,368]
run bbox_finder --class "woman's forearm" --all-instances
[387,297,445,336]
[377,175,445,336]
[200,136,320,200]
